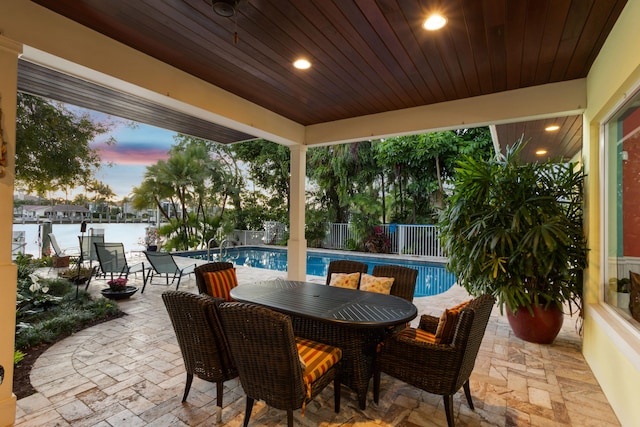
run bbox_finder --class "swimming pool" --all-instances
[185,246,456,298]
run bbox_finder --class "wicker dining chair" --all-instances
[325,260,369,286]
[162,291,238,423]
[218,302,342,427]
[372,264,419,302]
[373,294,495,427]
[194,262,235,295]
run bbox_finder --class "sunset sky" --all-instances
[87,111,176,199]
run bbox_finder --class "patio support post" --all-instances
[287,144,307,281]
[0,35,22,427]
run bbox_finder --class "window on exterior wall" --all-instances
[604,88,640,327]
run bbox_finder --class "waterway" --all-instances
[13,222,151,257]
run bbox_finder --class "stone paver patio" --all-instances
[14,261,620,426]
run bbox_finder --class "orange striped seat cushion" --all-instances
[397,327,438,344]
[295,337,342,392]
[202,268,238,301]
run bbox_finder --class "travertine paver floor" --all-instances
[14,261,621,426]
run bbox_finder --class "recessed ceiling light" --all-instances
[293,59,311,70]
[423,14,447,31]
[545,125,560,132]
[536,149,548,156]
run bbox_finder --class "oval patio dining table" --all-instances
[229,280,418,409]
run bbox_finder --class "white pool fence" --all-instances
[228,222,444,259]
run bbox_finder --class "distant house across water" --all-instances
[15,204,48,220]
[45,205,90,221]
[14,204,90,222]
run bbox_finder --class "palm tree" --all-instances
[131,136,243,250]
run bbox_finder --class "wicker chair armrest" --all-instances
[418,314,439,333]
[392,331,453,351]
[383,333,458,373]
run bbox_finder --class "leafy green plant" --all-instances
[14,289,121,350]
[58,266,95,285]
[345,238,360,251]
[439,138,588,316]
[14,253,38,280]
[44,277,74,295]
[305,208,327,248]
[16,274,63,319]
[14,256,122,351]
[14,350,25,365]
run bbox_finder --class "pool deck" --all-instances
[14,260,620,426]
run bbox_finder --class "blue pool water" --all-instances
[186,247,456,298]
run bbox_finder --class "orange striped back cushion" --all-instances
[203,269,238,301]
[435,299,472,344]
[296,337,342,390]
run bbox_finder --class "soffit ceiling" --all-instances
[27,0,627,162]
[17,60,256,145]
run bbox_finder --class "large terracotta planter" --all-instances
[506,304,564,344]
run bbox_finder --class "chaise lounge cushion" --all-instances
[203,268,238,301]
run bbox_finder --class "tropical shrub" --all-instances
[14,256,122,351]
[439,139,588,315]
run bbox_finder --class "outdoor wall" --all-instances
[583,0,640,425]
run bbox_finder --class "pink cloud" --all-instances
[96,144,169,165]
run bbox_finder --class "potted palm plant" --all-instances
[439,139,588,344]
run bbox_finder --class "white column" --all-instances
[0,35,22,427]
[287,144,307,281]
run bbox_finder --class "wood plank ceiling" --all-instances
[27,0,627,162]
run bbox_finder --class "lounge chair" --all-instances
[143,251,197,293]
[78,234,104,269]
[94,242,146,282]
[48,233,80,258]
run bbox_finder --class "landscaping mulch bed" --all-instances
[12,311,125,400]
